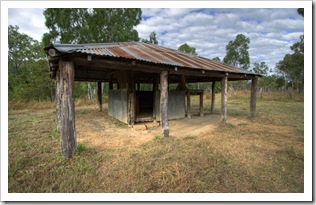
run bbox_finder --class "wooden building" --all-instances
[45,42,260,158]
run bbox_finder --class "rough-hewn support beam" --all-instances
[199,93,204,117]
[221,74,228,124]
[211,81,216,113]
[160,71,169,137]
[58,60,76,158]
[153,75,159,121]
[250,78,258,117]
[180,75,187,91]
[187,93,191,118]
[109,75,113,90]
[97,81,102,112]
[127,72,135,127]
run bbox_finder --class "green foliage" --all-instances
[276,35,304,91]
[43,8,142,45]
[178,43,198,55]
[8,25,54,101]
[252,62,269,76]
[141,31,158,44]
[212,57,221,62]
[76,143,88,154]
[153,135,161,142]
[223,34,250,70]
[297,8,304,17]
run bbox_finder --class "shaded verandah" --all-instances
[45,42,260,158]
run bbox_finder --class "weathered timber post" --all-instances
[221,73,228,124]
[109,75,113,90]
[250,77,258,117]
[180,75,186,91]
[127,72,135,126]
[211,81,216,113]
[160,70,169,137]
[97,81,102,112]
[55,69,61,133]
[58,60,76,158]
[199,93,204,117]
[187,93,191,118]
[153,75,159,121]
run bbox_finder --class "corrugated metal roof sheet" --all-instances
[50,42,255,75]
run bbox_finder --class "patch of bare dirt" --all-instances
[75,110,244,150]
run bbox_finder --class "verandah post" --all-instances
[160,70,169,137]
[58,60,76,158]
[97,81,102,112]
[250,77,258,117]
[221,73,228,124]
[211,81,216,113]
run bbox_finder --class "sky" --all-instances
[8,7,304,73]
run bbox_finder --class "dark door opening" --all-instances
[136,91,154,122]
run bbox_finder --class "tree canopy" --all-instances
[178,43,198,55]
[223,34,250,70]
[276,35,304,90]
[9,25,54,101]
[141,31,159,44]
[297,8,304,17]
[211,57,221,62]
[252,62,269,75]
[42,8,142,45]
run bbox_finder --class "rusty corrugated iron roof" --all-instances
[50,42,255,75]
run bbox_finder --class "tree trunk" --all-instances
[258,87,263,99]
[221,74,228,124]
[160,71,169,137]
[58,60,76,158]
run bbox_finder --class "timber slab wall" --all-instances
[108,89,128,123]
[155,90,186,121]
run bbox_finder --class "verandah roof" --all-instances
[45,42,260,83]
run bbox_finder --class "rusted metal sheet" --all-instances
[49,42,254,75]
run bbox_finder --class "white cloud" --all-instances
[8,8,48,42]
[7,8,304,72]
[137,8,304,70]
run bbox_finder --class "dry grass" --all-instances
[8,91,304,193]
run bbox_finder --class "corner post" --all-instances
[250,77,258,117]
[221,73,228,124]
[97,81,102,112]
[211,81,216,113]
[160,70,169,137]
[58,60,76,158]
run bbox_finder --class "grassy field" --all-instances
[8,91,304,193]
